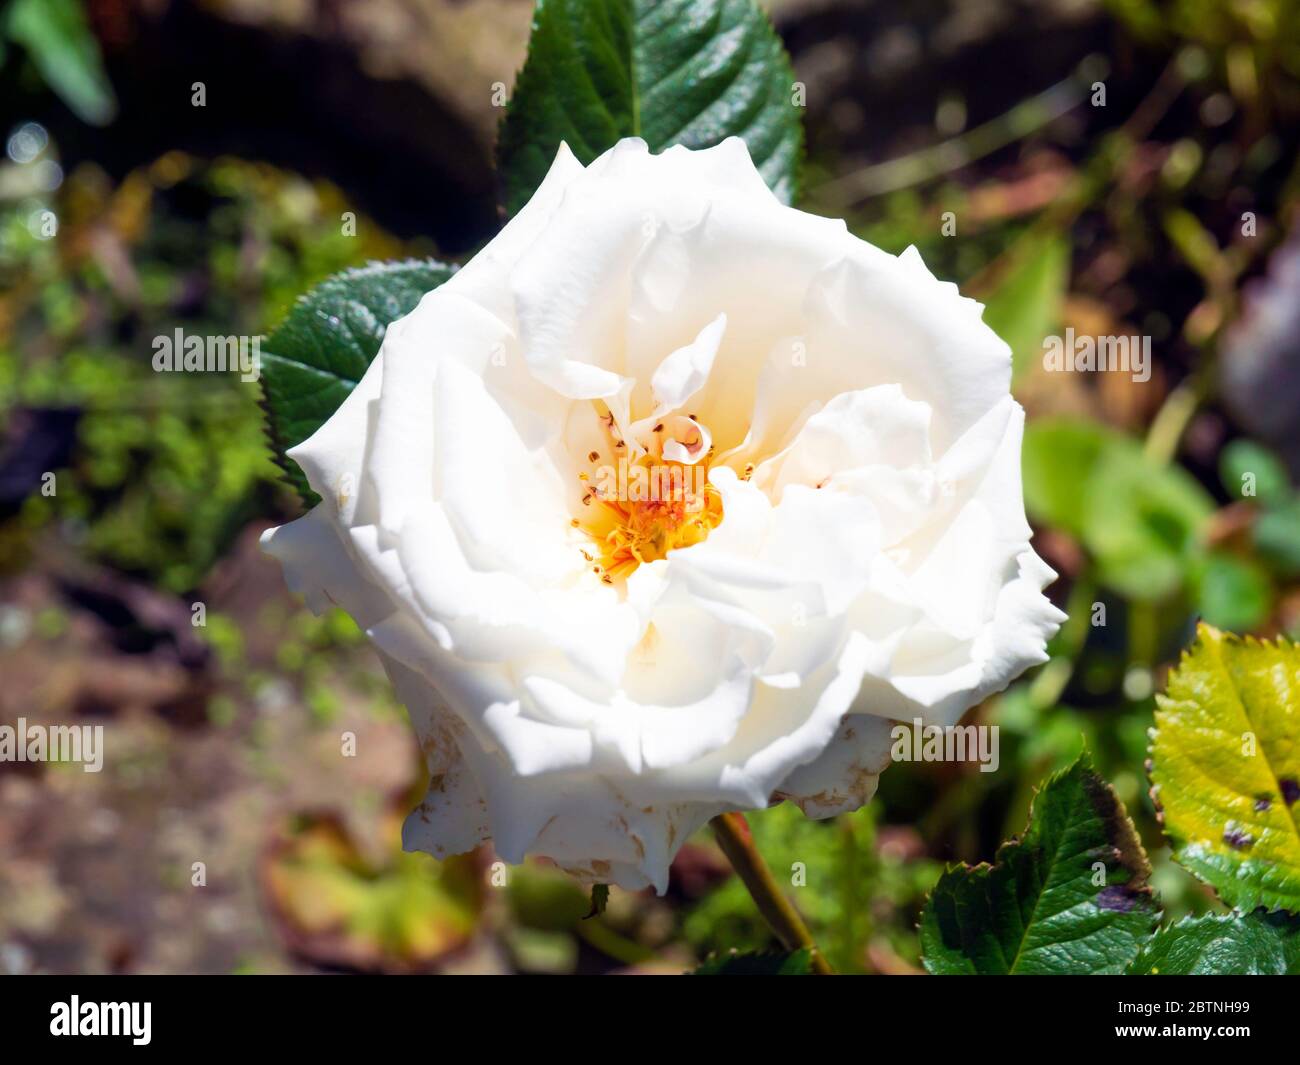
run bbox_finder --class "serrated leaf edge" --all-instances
[258,257,458,509]
[921,752,1157,975]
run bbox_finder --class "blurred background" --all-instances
[1,0,1298,975]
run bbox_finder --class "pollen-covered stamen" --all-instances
[649,414,711,465]
[572,408,723,582]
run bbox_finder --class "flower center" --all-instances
[573,409,724,583]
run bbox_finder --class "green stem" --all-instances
[1143,378,1202,466]
[710,812,835,974]
[815,72,1087,205]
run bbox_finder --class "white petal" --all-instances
[286,350,384,527]
[366,289,515,537]
[754,384,933,500]
[261,137,1066,897]
[775,713,896,819]
[650,312,726,413]
[259,507,393,629]
[442,141,585,322]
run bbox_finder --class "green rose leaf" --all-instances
[260,259,456,506]
[1128,911,1300,975]
[1149,622,1300,913]
[1022,418,1213,600]
[693,949,813,975]
[920,753,1159,974]
[497,0,804,215]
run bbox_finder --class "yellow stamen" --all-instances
[570,403,725,584]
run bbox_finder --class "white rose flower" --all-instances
[262,137,1065,892]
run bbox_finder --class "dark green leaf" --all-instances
[693,948,812,975]
[920,753,1159,974]
[6,0,117,125]
[1128,911,1300,975]
[259,259,456,506]
[498,0,803,215]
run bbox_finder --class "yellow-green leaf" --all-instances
[1149,623,1300,913]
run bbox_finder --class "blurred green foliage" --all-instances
[2,149,411,590]
[1110,0,1300,81]
[684,803,941,973]
[1,0,116,125]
